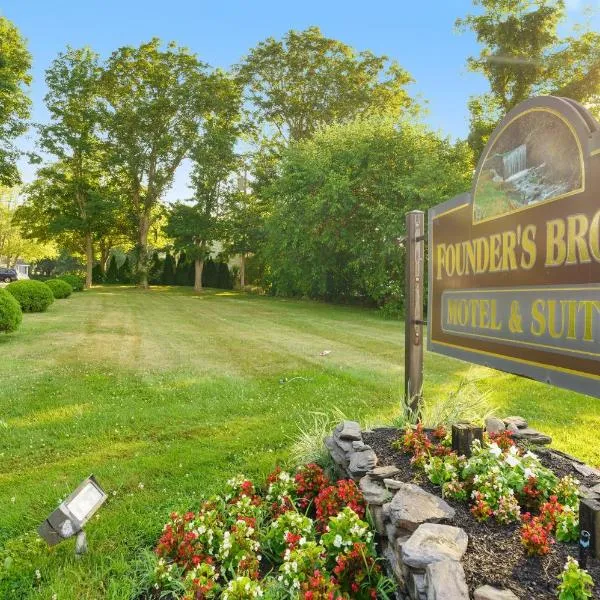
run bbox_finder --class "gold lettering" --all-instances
[489,234,502,272]
[501,230,518,272]
[566,214,591,265]
[546,219,567,267]
[521,225,537,269]
[530,300,546,337]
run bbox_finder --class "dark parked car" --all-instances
[0,268,18,283]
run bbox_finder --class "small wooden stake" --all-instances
[451,423,483,458]
[579,498,600,559]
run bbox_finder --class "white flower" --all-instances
[505,454,519,468]
[523,467,535,480]
[489,443,502,457]
[333,534,343,548]
[35,570,41,580]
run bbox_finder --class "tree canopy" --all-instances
[459,0,600,157]
[0,17,31,186]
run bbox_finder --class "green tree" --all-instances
[26,47,117,288]
[101,39,213,288]
[105,255,118,283]
[264,117,472,312]
[0,186,56,267]
[458,0,600,157]
[117,256,132,283]
[161,251,176,285]
[237,26,415,144]
[166,72,242,292]
[0,17,31,186]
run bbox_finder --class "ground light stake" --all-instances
[38,475,107,556]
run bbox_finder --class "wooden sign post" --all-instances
[404,210,425,417]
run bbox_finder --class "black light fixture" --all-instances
[579,530,591,569]
[38,475,107,555]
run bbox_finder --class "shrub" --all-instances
[46,279,73,299]
[0,288,22,333]
[557,556,594,600]
[58,274,84,291]
[6,280,54,313]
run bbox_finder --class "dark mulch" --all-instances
[363,428,600,600]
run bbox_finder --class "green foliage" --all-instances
[557,556,594,600]
[105,255,119,283]
[45,278,73,299]
[101,38,217,287]
[237,26,415,143]
[6,279,54,312]
[175,252,193,286]
[161,252,176,285]
[92,263,104,283]
[0,288,22,333]
[57,273,84,291]
[458,0,600,157]
[148,251,164,285]
[264,117,472,309]
[118,256,133,284]
[0,17,31,186]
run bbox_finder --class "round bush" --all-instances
[46,279,73,299]
[58,274,85,292]
[7,280,55,312]
[0,288,22,333]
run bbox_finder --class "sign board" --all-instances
[428,96,600,398]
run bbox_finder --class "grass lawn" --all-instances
[1,285,598,599]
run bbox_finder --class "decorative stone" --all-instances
[383,544,405,585]
[503,416,528,429]
[511,428,552,445]
[360,475,391,505]
[384,478,404,490]
[324,436,347,467]
[348,447,377,477]
[579,485,600,500]
[474,585,519,600]
[409,572,427,600]
[368,465,401,480]
[574,463,600,478]
[335,420,362,441]
[505,422,519,435]
[389,483,455,531]
[426,560,469,600]
[370,505,386,535]
[485,417,505,435]
[401,524,468,569]
[352,440,368,451]
[382,502,391,520]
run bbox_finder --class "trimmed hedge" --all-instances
[7,280,55,313]
[58,274,85,291]
[46,279,73,299]
[0,288,22,333]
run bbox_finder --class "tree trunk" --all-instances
[240,253,246,288]
[194,258,204,292]
[138,212,150,289]
[85,232,93,289]
[100,241,110,275]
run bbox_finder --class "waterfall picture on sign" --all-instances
[473,108,583,222]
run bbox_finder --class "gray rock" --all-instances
[401,523,468,569]
[384,478,404,490]
[360,475,391,505]
[426,560,469,600]
[369,465,401,480]
[324,436,347,467]
[383,544,405,585]
[574,463,600,478]
[348,448,377,477]
[579,485,600,499]
[409,572,427,600]
[474,585,519,600]
[352,440,368,451]
[335,420,362,441]
[591,483,600,494]
[505,422,519,435]
[389,483,455,531]
[511,428,552,445]
[485,417,505,435]
[382,502,391,520]
[503,416,528,429]
[370,505,386,535]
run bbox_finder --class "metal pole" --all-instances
[404,210,424,417]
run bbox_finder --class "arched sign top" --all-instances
[428,96,600,399]
[472,97,595,224]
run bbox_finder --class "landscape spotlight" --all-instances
[38,475,107,555]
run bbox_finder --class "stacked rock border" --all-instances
[325,419,600,600]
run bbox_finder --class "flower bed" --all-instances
[145,465,395,599]
[362,425,600,599]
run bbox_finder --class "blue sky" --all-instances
[2,0,597,200]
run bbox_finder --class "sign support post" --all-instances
[404,210,424,417]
